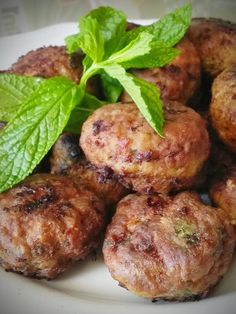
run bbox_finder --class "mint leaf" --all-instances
[107,31,153,64]
[65,93,105,134]
[77,16,104,62]
[87,6,127,57]
[100,72,123,102]
[65,6,126,58]
[0,77,83,192]
[0,74,42,121]
[103,63,164,136]
[124,4,192,47]
[121,42,179,69]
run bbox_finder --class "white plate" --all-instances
[0,22,236,314]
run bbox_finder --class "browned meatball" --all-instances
[8,46,83,83]
[80,102,210,194]
[50,132,128,207]
[103,192,235,301]
[210,166,236,226]
[121,36,201,104]
[0,174,105,279]
[210,66,236,153]
[188,18,236,77]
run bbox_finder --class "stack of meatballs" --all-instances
[0,17,236,302]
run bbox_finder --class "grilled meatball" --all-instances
[210,166,236,226]
[210,66,236,153]
[103,192,235,301]
[0,174,105,279]
[50,132,128,207]
[188,18,236,77]
[80,102,210,194]
[9,46,83,83]
[7,46,98,94]
[121,36,201,104]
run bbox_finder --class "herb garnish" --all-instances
[0,4,191,192]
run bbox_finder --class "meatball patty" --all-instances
[121,36,201,104]
[50,132,128,207]
[0,174,105,279]
[80,102,210,194]
[8,46,83,83]
[210,66,236,153]
[188,18,236,77]
[103,192,235,301]
[210,166,236,226]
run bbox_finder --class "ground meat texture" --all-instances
[187,18,236,77]
[50,133,128,207]
[121,36,201,105]
[80,102,210,194]
[209,66,236,154]
[210,166,236,226]
[8,46,83,83]
[0,174,105,279]
[103,192,235,301]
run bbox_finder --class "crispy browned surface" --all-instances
[9,46,83,83]
[103,192,235,301]
[121,36,201,104]
[188,18,236,77]
[80,102,210,194]
[50,133,128,207]
[210,167,236,226]
[0,174,105,279]
[210,66,236,153]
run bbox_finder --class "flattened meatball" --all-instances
[0,174,105,279]
[80,102,210,194]
[8,46,83,83]
[121,36,201,104]
[188,18,236,77]
[210,166,236,226]
[210,66,236,153]
[103,192,235,301]
[50,133,128,207]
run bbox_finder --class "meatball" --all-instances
[188,18,236,77]
[80,102,210,194]
[121,36,201,105]
[8,46,83,83]
[210,166,236,226]
[103,192,235,301]
[210,66,236,153]
[50,132,128,207]
[0,174,105,279]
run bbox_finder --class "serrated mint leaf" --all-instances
[100,72,123,102]
[78,16,104,62]
[121,43,179,69]
[65,34,80,54]
[103,64,164,136]
[65,93,105,134]
[0,74,42,121]
[87,6,127,58]
[124,4,192,48]
[0,77,83,192]
[107,31,153,64]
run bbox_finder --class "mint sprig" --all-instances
[0,4,192,192]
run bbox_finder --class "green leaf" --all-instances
[100,72,123,102]
[107,31,153,64]
[78,16,104,62]
[0,74,42,122]
[87,6,127,57]
[65,6,127,57]
[103,64,164,136]
[121,42,179,69]
[65,93,105,134]
[0,77,83,192]
[124,4,192,47]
